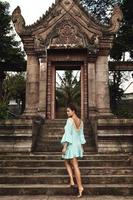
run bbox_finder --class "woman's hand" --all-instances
[62,143,67,154]
[62,146,67,155]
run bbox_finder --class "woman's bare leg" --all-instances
[64,159,75,185]
[70,157,84,193]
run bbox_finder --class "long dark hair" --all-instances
[67,104,77,115]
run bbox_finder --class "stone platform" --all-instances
[0,195,132,200]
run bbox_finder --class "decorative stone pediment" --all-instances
[12,0,123,54]
[34,17,100,54]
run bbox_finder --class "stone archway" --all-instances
[46,50,88,120]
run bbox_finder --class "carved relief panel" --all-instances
[50,20,84,47]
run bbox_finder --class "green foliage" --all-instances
[0,1,25,68]
[109,71,133,117]
[56,70,80,107]
[80,0,133,60]
[0,72,26,119]
[80,0,121,24]
[2,72,26,103]
[0,100,9,119]
[110,0,133,60]
[113,99,133,118]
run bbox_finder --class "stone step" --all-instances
[0,154,129,160]
[98,130,133,135]
[35,142,95,146]
[45,119,90,124]
[0,129,32,134]
[0,183,132,195]
[35,140,95,144]
[41,126,91,130]
[38,130,92,136]
[38,133,92,139]
[39,132,91,136]
[31,151,128,155]
[41,125,91,130]
[0,166,132,175]
[35,146,96,152]
[0,160,130,167]
[0,174,132,184]
[0,125,32,128]
[0,133,32,137]
[36,139,94,145]
[0,119,32,125]
[35,139,95,144]
[38,136,93,141]
[97,118,133,126]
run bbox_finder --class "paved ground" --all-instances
[0,196,132,200]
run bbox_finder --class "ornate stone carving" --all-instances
[12,6,25,34]
[107,5,123,33]
[50,21,84,47]
[46,9,62,23]
[34,35,45,48]
[64,0,71,5]
[61,0,73,10]
[90,34,100,46]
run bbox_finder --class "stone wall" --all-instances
[97,118,133,153]
[0,119,32,153]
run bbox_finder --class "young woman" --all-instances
[60,104,86,198]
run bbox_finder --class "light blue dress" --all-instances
[60,117,86,159]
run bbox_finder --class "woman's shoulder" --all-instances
[67,117,73,123]
[66,117,73,125]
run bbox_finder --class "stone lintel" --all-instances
[109,61,133,71]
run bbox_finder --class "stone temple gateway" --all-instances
[0,0,132,195]
[7,0,132,154]
[12,0,123,120]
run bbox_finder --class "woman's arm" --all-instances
[62,142,68,154]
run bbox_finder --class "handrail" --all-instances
[31,115,45,152]
[7,110,20,118]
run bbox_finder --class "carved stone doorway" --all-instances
[46,61,88,120]
[55,68,81,119]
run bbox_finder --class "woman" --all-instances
[60,104,86,198]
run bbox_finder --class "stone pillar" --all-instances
[88,62,96,117]
[38,57,47,118]
[95,55,112,116]
[23,54,39,116]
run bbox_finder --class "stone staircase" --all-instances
[34,119,96,153]
[0,118,132,195]
[0,153,132,195]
